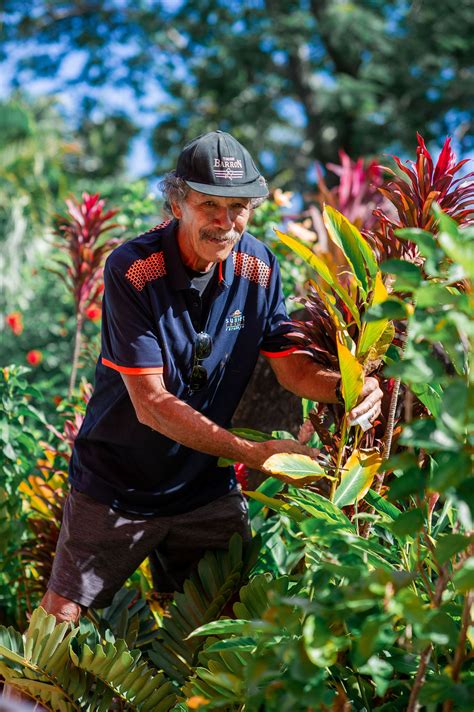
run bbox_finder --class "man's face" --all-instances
[173,189,252,270]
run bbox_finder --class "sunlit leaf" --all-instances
[244,490,306,522]
[323,205,378,293]
[275,228,361,327]
[336,337,364,412]
[358,272,390,358]
[334,450,382,507]
[262,453,332,487]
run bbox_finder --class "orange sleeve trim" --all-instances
[102,357,164,375]
[260,347,299,359]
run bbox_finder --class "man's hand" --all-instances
[246,438,320,476]
[348,376,383,430]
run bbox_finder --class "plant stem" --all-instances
[406,643,432,712]
[407,565,448,711]
[68,314,83,398]
[381,377,401,463]
[330,415,348,500]
[442,591,473,712]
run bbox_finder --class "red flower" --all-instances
[85,305,102,322]
[26,350,43,367]
[52,396,63,406]
[6,311,23,335]
[234,462,249,490]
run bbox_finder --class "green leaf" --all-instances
[366,297,411,321]
[453,557,474,593]
[438,224,474,279]
[247,477,283,519]
[323,205,378,295]
[276,228,361,327]
[411,382,443,417]
[262,453,327,486]
[440,381,469,435]
[303,615,344,667]
[334,450,382,507]
[204,636,256,653]
[381,259,422,289]
[358,273,390,358]
[244,490,306,522]
[288,490,354,530]
[364,489,401,520]
[400,419,458,451]
[389,508,424,539]
[435,534,473,565]
[187,619,252,639]
[336,337,364,412]
[421,610,458,646]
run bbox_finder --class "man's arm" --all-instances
[267,352,383,425]
[121,372,318,474]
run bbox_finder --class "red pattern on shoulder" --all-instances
[125,251,166,291]
[124,220,171,290]
[233,252,271,289]
[140,219,172,236]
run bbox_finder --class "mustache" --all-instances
[199,227,242,243]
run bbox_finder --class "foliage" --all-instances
[0,607,177,711]
[369,133,474,262]
[3,2,473,189]
[0,95,72,308]
[52,192,123,395]
[0,366,46,626]
[249,195,310,300]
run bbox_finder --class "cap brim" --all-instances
[184,179,269,199]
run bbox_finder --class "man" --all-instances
[41,130,382,623]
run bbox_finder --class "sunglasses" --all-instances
[189,331,213,391]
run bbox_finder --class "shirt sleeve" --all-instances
[259,257,298,359]
[100,256,164,375]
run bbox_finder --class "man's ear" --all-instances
[170,200,182,219]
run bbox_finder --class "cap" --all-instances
[175,130,268,198]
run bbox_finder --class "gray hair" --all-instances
[159,171,268,217]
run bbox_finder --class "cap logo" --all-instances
[213,156,244,180]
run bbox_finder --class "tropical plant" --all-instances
[0,534,260,709]
[369,133,474,263]
[0,365,47,627]
[52,192,123,395]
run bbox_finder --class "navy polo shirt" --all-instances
[70,219,296,516]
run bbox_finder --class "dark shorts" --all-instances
[48,487,251,608]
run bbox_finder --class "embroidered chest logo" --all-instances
[225,309,245,331]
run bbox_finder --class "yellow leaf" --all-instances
[275,229,361,327]
[336,337,364,412]
[323,206,379,294]
[334,449,382,507]
[263,453,333,488]
[357,272,390,359]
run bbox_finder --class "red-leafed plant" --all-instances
[52,193,122,395]
[315,149,387,231]
[370,133,474,262]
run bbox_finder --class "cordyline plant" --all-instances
[314,149,388,232]
[263,206,395,505]
[52,192,122,396]
[369,133,474,263]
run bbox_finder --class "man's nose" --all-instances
[214,206,233,229]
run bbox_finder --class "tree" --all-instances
[2,0,473,190]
